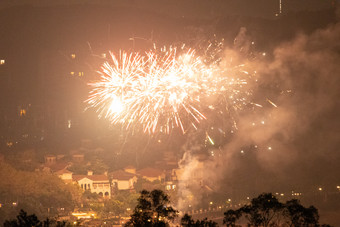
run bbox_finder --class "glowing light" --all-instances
[267,98,278,107]
[86,44,256,134]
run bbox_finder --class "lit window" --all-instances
[0,59,5,65]
[70,72,74,76]
[78,72,84,77]
[71,54,76,59]
[20,109,26,116]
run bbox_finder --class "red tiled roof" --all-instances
[48,162,69,172]
[73,175,109,182]
[55,168,73,175]
[110,170,136,181]
[137,167,164,177]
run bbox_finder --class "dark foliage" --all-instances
[3,209,68,227]
[181,213,218,227]
[124,189,178,227]
[223,193,332,227]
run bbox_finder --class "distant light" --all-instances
[262,53,266,56]
[209,201,213,205]
[280,193,284,196]
[247,197,250,200]
[337,186,340,189]
[318,187,323,191]
[12,202,17,206]
[71,54,76,59]
[268,146,272,150]
[228,199,231,202]
[67,120,72,129]
[0,59,5,65]
[70,72,75,76]
[261,121,265,124]
[251,41,255,45]
[240,150,244,154]
[101,53,106,58]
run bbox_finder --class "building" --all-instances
[137,167,165,182]
[123,165,136,174]
[56,169,73,183]
[110,170,137,191]
[73,172,111,198]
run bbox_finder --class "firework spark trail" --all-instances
[86,45,255,134]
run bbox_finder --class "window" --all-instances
[20,109,26,117]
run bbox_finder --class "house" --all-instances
[44,155,57,165]
[137,167,165,182]
[72,154,84,162]
[56,169,73,183]
[110,170,137,191]
[73,172,111,198]
[123,165,136,174]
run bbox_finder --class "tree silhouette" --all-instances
[181,213,218,227]
[125,189,178,227]
[3,209,68,227]
[223,193,332,227]
[4,209,42,227]
[239,193,284,227]
[223,209,241,227]
[284,199,319,227]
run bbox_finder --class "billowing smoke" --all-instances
[176,18,340,209]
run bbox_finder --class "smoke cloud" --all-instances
[176,19,340,209]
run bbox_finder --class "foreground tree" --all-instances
[181,213,218,227]
[125,189,178,227]
[3,209,68,227]
[223,193,332,227]
[4,210,41,227]
[240,193,284,226]
[284,199,319,227]
[223,209,241,227]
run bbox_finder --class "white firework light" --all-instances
[86,44,254,134]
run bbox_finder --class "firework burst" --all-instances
[86,43,254,134]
